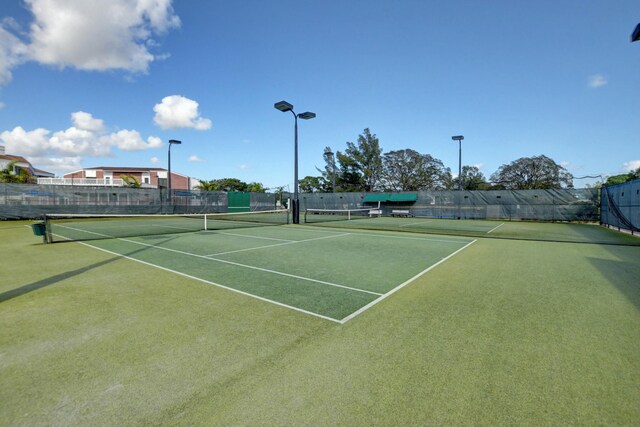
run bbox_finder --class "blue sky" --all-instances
[0,0,638,190]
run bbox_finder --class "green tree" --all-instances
[195,178,267,192]
[603,167,640,186]
[460,166,489,190]
[490,155,573,189]
[245,182,266,193]
[339,128,383,192]
[335,151,365,192]
[381,149,449,191]
[195,179,221,191]
[318,146,337,192]
[0,161,32,184]
[299,176,323,193]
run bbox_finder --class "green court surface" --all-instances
[305,215,640,245]
[1,219,639,426]
[82,226,475,322]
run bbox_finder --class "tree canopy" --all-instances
[603,167,640,186]
[194,178,266,192]
[381,149,450,191]
[490,155,573,190]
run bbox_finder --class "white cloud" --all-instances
[588,74,607,88]
[239,164,249,170]
[50,126,109,156]
[0,0,180,86]
[72,111,104,132]
[188,155,203,162]
[150,156,159,164]
[0,100,5,109]
[0,111,163,173]
[1,126,51,156]
[153,95,212,130]
[104,130,163,151]
[623,160,640,172]
[0,18,29,85]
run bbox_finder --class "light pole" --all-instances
[324,147,336,193]
[168,139,182,206]
[451,135,464,191]
[274,101,316,224]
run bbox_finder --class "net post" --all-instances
[43,214,52,244]
[204,214,208,231]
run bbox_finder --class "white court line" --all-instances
[54,223,473,323]
[205,233,352,256]
[295,225,471,244]
[95,235,383,297]
[76,241,343,324]
[339,239,477,324]
[487,222,505,234]
[399,220,433,227]
[214,231,294,242]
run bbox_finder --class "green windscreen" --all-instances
[227,192,251,212]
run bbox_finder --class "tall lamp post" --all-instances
[274,100,316,224]
[451,135,464,191]
[324,147,336,193]
[168,139,182,206]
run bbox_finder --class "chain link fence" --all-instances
[0,184,277,219]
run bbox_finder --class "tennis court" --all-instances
[3,212,640,426]
[304,210,640,245]
[51,218,475,322]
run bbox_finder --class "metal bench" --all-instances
[391,209,411,217]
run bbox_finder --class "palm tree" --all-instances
[194,179,220,191]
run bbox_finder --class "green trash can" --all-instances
[32,223,46,236]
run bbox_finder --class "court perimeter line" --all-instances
[295,225,471,244]
[205,232,352,256]
[109,236,382,297]
[399,220,433,227]
[77,241,343,324]
[487,222,505,234]
[214,232,294,242]
[339,239,478,324]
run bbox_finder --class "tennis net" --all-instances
[303,208,374,224]
[44,209,290,243]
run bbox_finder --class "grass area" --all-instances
[1,220,639,425]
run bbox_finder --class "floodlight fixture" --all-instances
[452,135,464,141]
[274,100,316,224]
[632,23,640,42]
[274,101,294,112]
[298,112,316,120]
